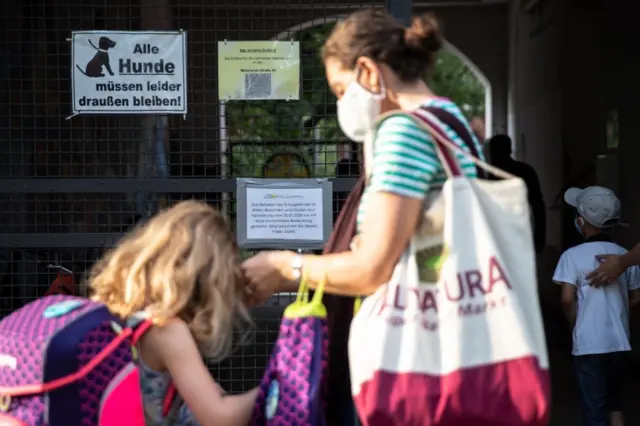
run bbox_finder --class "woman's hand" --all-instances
[349,235,361,251]
[586,254,625,287]
[241,251,296,303]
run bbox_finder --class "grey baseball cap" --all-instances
[564,186,623,228]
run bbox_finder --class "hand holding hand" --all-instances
[241,251,296,305]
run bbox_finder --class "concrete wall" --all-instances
[429,5,509,136]
[601,4,640,248]
[508,0,564,321]
[510,0,563,255]
[597,1,640,354]
[512,0,640,359]
[512,0,640,276]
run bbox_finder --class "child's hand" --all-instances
[243,285,265,309]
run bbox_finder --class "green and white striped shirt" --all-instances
[357,97,484,228]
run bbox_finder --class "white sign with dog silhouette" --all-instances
[71,30,187,115]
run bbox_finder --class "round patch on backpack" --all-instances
[265,380,280,420]
[43,300,84,318]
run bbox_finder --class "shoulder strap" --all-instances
[421,106,486,178]
[370,109,514,180]
[162,386,183,426]
[128,317,183,426]
[324,175,365,253]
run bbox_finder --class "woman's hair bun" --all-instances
[404,12,443,54]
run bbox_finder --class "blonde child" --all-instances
[90,201,258,426]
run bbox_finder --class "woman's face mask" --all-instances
[336,69,385,143]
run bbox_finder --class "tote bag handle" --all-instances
[409,109,516,180]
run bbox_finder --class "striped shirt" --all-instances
[357,97,484,228]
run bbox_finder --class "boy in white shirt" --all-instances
[553,186,640,426]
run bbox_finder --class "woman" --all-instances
[242,8,484,423]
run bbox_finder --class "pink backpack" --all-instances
[0,295,180,426]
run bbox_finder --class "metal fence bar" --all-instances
[0,234,124,248]
[385,0,413,26]
[0,0,375,393]
[0,178,358,193]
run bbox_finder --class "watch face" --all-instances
[292,255,304,268]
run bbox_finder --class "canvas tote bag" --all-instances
[349,109,550,426]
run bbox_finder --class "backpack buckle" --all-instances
[0,394,11,412]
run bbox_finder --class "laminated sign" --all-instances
[70,30,187,115]
[218,41,300,101]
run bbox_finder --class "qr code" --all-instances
[244,73,272,99]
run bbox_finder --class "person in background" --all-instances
[553,186,640,426]
[488,134,546,253]
[470,116,486,142]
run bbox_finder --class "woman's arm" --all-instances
[147,320,258,426]
[266,114,443,295]
[274,192,423,295]
[243,114,448,296]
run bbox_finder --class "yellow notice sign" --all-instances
[218,41,300,100]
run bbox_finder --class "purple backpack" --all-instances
[0,295,179,426]
[251,281,328,426]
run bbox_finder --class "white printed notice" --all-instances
[246,187,323,241]
[71,31,187,115]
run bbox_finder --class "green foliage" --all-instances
[226,24,336,178]
[427,49,486,119]
[226,24,485,178]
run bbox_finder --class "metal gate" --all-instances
[0,0,410,392]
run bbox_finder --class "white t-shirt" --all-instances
[553,239,640,356]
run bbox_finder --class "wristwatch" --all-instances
[291,254,304,282]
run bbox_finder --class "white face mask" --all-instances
[336,72,385,142]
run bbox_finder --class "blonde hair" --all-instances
[90,200,252,361]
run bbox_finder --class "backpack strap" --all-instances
[421,106,486,179]
[130,318,152,344]
[128,316,184,426]
[162,384,183,426]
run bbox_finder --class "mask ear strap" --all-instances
[378,82,386,98]
[355,65,386,98]
[354,66,363,81]
[377,68,386,98]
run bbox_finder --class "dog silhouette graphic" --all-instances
[76,36,117,78]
